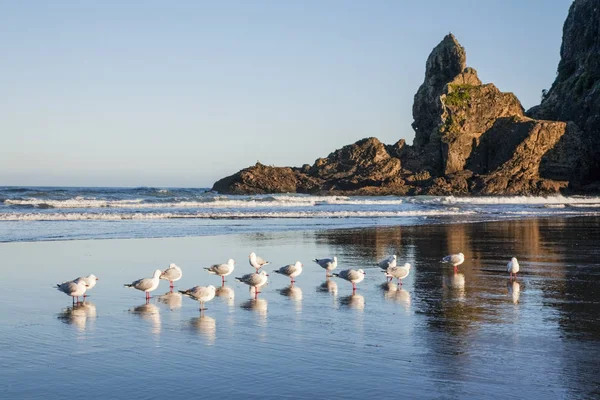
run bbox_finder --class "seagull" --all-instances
[56,280,88,304]
[236,270,269,298]
[332,269,366,292]
[73,274,98,298]
[180,285,216,312]
[124,269,162,300]
[273,261,303,283]
[313,257,337,277]
[204,258,235,285]
[384,263,411,286]
[249,252,270,272]
[378,255,397,270]
[442,252,465,272]
[507,257,520,280]
[160,263,182,289]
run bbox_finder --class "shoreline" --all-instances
[0,214,600,245]
[2,213,599,244]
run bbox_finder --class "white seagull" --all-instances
[124,269,162,300]
[204,258,235,285]
[73,274,99,298]
[180,285,217,312]
[249,252,270,272]
[236,270,269,298]
[507,257,520,280]
[273,261,303,283]
[378,255,397,270]
[56,280,89,304]
[160,263,183,289]
[332,269,366,291]
[384,263,411,286]
[442,252,465,272]
[313,257,337,277]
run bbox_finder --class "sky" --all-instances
[0,0,573,188]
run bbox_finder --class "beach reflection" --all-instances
[131,303,161,335]
[240,298,268,324]
[188,315,216,344]
[381,283,411,309]
[444,272,466,302]
[279,285,303,312]
[507,280,520,304]
[340,294,365,312]
[157,291,182,310]
[57,301,97,332]
[317,279,338,297]
[215,285,235,308]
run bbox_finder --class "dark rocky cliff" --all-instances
[528,0,600,184]
[213,1,597,195]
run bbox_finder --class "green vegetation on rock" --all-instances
[444,84,473,107]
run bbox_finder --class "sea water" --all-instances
[2,186,600,242]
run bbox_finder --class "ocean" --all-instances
[2,186,600,242]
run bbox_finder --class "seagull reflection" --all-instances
[317,279,338,296]
[444,272,466,301]
[157,291,182,310]
[249,282,268,298]
[131,303,161,335]
[240,298,268,322]
[57,301,97,332]
[340,294,365,311]
[507,280,520,304]
[215,285,235,308]
[380,282,411,309]
[188,315,216,343]
[279,284,303,312]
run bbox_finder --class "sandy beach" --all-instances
[1,216,599,399]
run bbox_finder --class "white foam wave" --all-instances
[568,203,600,208]
[430,195,600,205]
[0,209,476,221]
[3,196,406,209]
[5,194,600,211]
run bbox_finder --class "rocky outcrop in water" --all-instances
[213,2,597,195]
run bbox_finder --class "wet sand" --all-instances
[1,217,599,399]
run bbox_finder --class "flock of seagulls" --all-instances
[56,251,522,311]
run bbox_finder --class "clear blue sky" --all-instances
[0,0,572,187]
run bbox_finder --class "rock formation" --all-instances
[528,0,600,184]
[213,1,597,195]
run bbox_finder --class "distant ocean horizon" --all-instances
[2,185,600,242]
